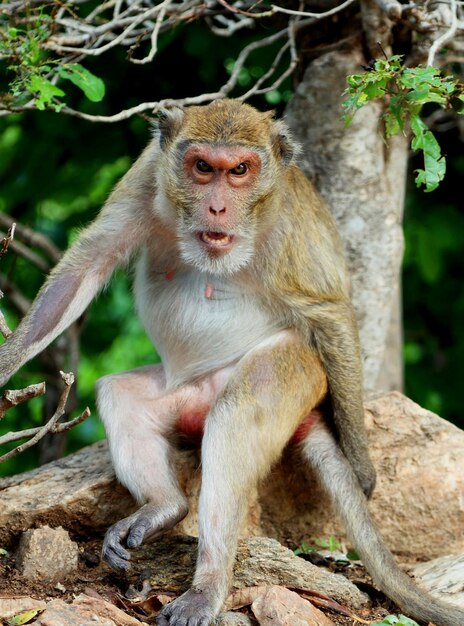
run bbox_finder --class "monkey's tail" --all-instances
[302,422,464,626]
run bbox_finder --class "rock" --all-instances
[16,526,78,581]
[412,554,464,609]
[140,536,368,610]
[233,538,368,610]
[1,393,463,562]
[251,586,334,626]
[29,595,148,626]
[216,611,256,625]
[257,392,464,561]
[0,440,137,546]
[0,597,46,620]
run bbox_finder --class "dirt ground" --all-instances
[0,534,402,626]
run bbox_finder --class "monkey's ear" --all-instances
[272,120,301,166]
[155,107,185,149]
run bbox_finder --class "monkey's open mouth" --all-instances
[198,231,235,251]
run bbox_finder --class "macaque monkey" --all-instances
[0,100,462,626]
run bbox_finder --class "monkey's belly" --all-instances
[135,264,283,388]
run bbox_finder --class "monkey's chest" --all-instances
[134,263,281,387]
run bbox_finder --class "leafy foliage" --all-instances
[293,535,359,561]
[294,536,348,555]
[58,64,105,103]
[343,56,464,192]
[373,615,419,626]
[0,9,105,111]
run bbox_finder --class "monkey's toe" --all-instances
[157,588,216,626]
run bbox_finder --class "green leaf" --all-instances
[7,609,42,625]
[410,115,446,192]
[0,547,8,556]
[327,536,342,552]
[28,75,65,110]
[346,549,360,560]
[59,63,105,102]
[294,541,316,555]
[372,616,419,626]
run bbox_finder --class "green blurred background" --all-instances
[0,22,463,476]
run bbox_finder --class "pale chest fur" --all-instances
[134,249,283,388]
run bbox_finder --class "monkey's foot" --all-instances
[102,501,188,571]
[156,587,219,626]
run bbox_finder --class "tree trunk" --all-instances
[285,46,408,392]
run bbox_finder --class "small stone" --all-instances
[55,582,66,593]
[216,612,256,625]
[0,597,46,620]
[16,525,78,581]
[28,596,149,626]
[252,586,335,625]
[82,550,101,567]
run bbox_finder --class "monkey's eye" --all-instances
[229,163,247,176]
[196,160,213,173]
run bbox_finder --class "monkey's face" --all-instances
[155,100,298,275]
[167,142,274,275]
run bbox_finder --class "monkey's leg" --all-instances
[98,364,227,571]
[302,421,464,626]
[158,331,327,626]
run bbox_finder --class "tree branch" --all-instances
[0,0,363,122]
[0,382,46,419]
[427,0,459,65]
[0,223,16,260]
[0,214,61,264]
[0,371,91,464]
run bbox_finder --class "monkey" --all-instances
[0,99,462,626]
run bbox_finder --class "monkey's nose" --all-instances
[209,206,226,215]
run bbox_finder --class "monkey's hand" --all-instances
[102,502,188,571]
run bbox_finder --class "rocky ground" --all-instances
[0,530,402,626]
[1,392,464,625]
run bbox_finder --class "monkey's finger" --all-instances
[102,528,132,570]
[126,517,151,548]
[102,543,131,571]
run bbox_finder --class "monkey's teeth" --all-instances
[200,232,233,246]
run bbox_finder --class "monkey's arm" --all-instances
[0,143,158,387]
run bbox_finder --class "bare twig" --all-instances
[0,406,91,446]
[0,371,90,463]
[0,223,16,260]
[0,310,12,339]
[0,233,51,272]
[0,223,16,338]
[427,0,459,65]
[0,214,61,263]
[271,0,358,18]
[131,0,172,64]
[372,0,403,20]
[0,0,361,122]
[0,273,31,316]
[0,382,46,419]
